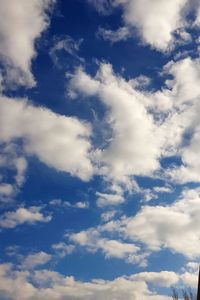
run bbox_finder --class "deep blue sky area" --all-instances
[1,0,200,299]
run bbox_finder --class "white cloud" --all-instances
[0,263,176,299]
[97,26,130,43]
[74,201,89,209]
[0,0,54,89]
[50,35,84,67]
[14,157,27,187]
[89,0,193,51]
[102,188,200,258]
[52,243,75,257]
[69,56,200,185]
[90,0,200,51]
[50,199,89,209]
[69,64,162,182]
[158,57,200,183]
[140,186,173,202]
[153,186,173,194]
[87,0,114,15]
[96,192,124,207]
[0,207,51,229]
[117,0,188,51]
[101,210,117,222]
[69,227,148,266]
[0,183,13,197]
[0,143,27,200]
[131,271,179,287]
[21,252,52,269]
[0,96,93,181]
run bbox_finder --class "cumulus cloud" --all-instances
[69,63,162,182]
[0,206,51,229]
[115,0,188,51]
[69,56,200,185]
[131,271,179,288]
[68,227,148,266]
[0,263,179,299]
[102,188,200,258]
[157,57,200,183]
[0,0,54,89]
[0,96,93,181]
[89,0,200,51]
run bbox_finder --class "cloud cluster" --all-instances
[101,188,200,258]
[69,55,200,185]
[0,247,198,300]
[69,64,161,182]
[69,226,148,266]
[0,0,54,89]
[66,187,200,259]
[90,0,200,51]
[0,262,185,300]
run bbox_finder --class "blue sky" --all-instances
[1,0,200,299]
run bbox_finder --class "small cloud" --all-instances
[0,183,14,197]
[96,192,124,207]
[50,199,89,209]
[97,26,130,43]
[50,35,84,68]
[21,251,52,270]
[101,210,117,222]
[0,207,52,229]
[52,242,75,258]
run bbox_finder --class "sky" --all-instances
[1,0,200,299]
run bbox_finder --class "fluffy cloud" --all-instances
[89,0,200,51]
[52,243,75,257]
[0,96,93,181]
[157,57,200,183]
[0,263,178,299]
[116,0,188,51]
[131,271,179,288]
[97,26,130,43]
[69,63,162,182]
[0,0,54,89]
[69,227,148,266]
[0,143,27,200]
[21,252,52,269]
[0,206,51,228]
[69,56,200,184]
[96,192,124,207]
[102,188,200,258]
